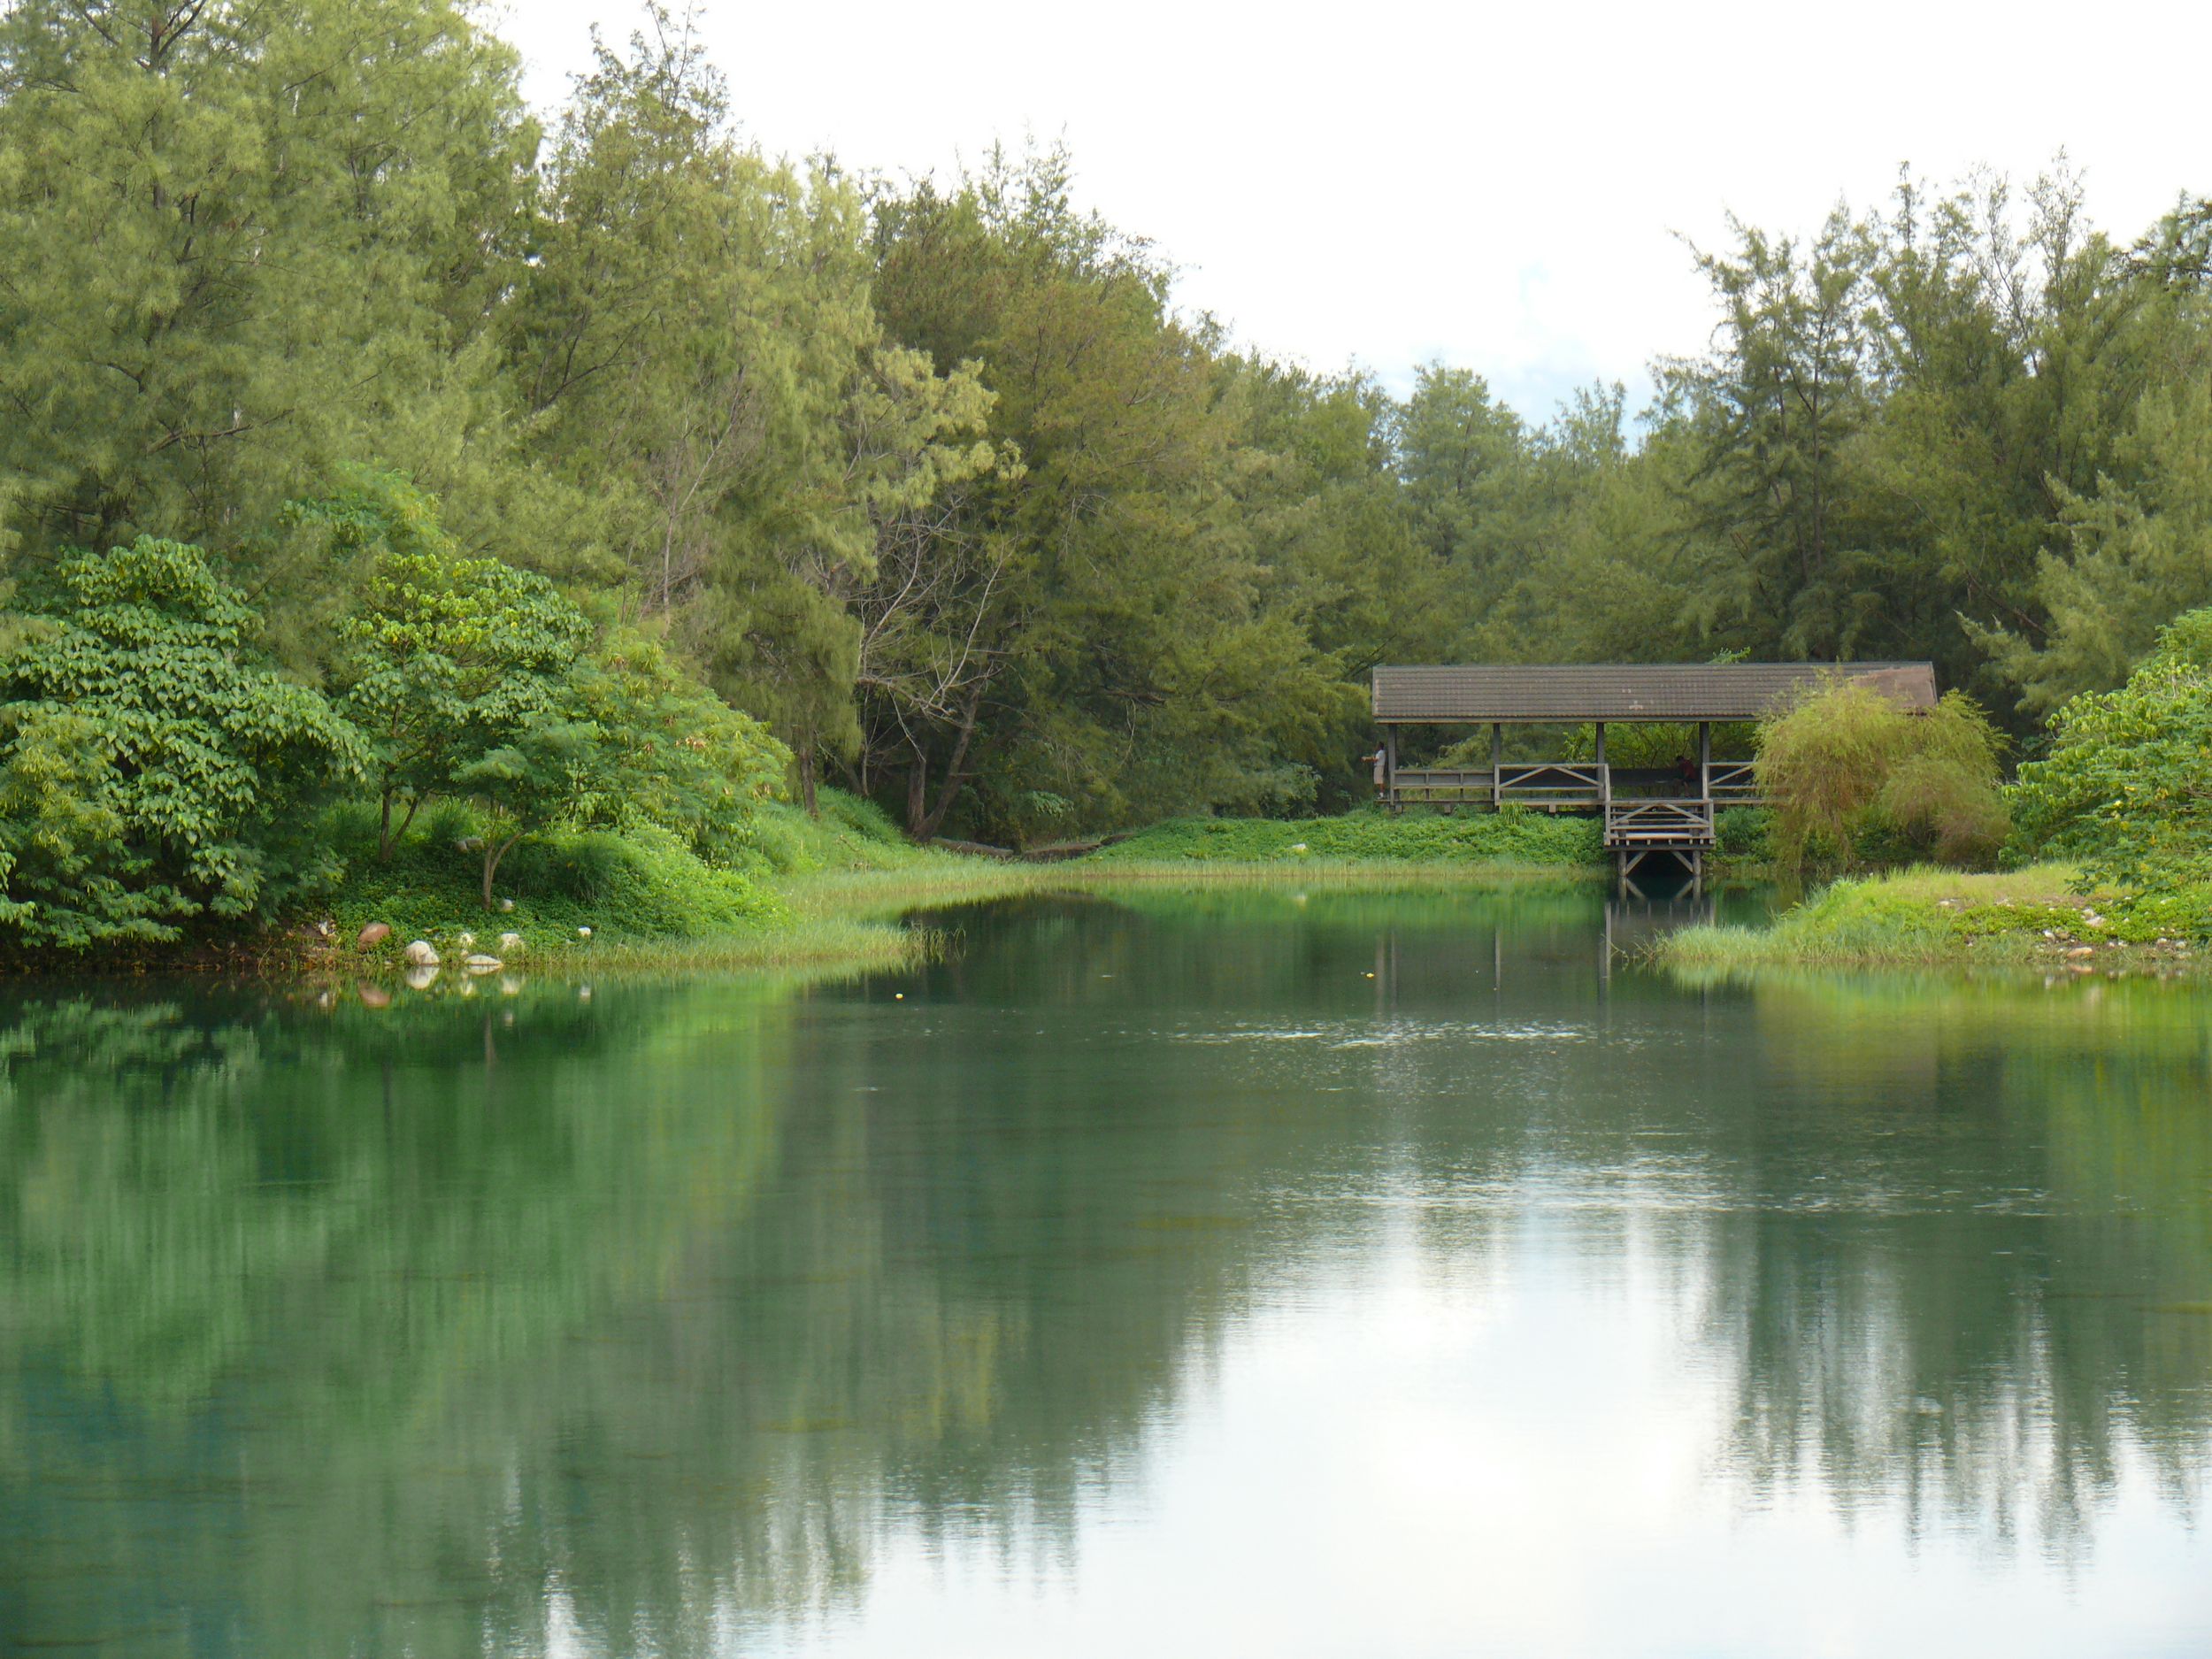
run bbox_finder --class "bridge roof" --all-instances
[1371,662,1938,723]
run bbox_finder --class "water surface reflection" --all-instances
[2,887,2208,1655]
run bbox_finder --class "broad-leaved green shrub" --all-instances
[2009,606,2212,886]
[0,541,361,949]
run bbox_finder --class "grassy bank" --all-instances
[277,800,1609,982]
[1660,863,2207,976]
[1084,805,1606,870]
[289,792,1011,980]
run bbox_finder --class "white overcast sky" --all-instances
[502,0,2211,423]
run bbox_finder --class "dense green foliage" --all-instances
[2010,606,2212,886]
[1755,683,2008,873]
[3,2,2208,954]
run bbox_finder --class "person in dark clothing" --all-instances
[1675,753,1697,793]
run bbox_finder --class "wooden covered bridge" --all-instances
[1371,662,1938,885]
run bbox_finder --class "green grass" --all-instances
[1660,863,2208,976]
[1084,805,1604,869]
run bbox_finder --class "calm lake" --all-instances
[4,887,2210,1656]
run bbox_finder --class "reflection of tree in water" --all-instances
[3,912,2210,1652]
[1699,977,2212,1559]
[0,975,1300,1656]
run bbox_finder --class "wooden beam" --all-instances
[1490,723,1502,809]
[1698,720,1710,803]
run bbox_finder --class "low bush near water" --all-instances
[322,803,787,949]
[729,789,923,877]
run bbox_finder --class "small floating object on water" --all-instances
[894,992,904,1000]
[403,940,439,966]
[464,954,503,973]
[1365,972,1376,979]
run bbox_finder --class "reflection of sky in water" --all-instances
[784,1316,2202,1657]
[761,1187,2210,1658]
[5,885,2211,1657]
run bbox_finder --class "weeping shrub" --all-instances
[1756,682,2008,873]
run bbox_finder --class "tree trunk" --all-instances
[377,787,425,861]
[480,830,523,911]
[905,745,931,840]
[914,690,982,843]
[797,743,818,817]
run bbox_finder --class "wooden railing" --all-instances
[1705,761,1761,802]
[1387,767,1494,802]
[1381,760,1756,810]
[1385,764,1607,804]
[1603,798,1715,848]
[1494,762,1605,803]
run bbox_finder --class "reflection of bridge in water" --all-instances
[1601,886,1716,979]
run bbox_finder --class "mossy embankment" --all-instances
[1659,863,2208,977]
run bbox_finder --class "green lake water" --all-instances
[3,887,2210,1656]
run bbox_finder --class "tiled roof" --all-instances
[1371,663,1938,722]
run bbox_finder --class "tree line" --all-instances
[3,1,2209,938]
